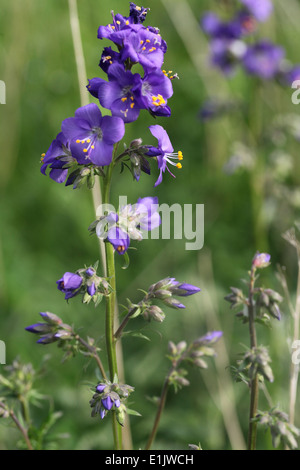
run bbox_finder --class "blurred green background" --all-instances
[0,0,299,450]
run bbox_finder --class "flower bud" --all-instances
[252,252,271,269]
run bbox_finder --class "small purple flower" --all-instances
[97,64,143,123]
[56,272,83,299]
[242,41,284,80]
[85,267,96,277]
[147,125,183,186]
[97,13,134,46]
[61,103,125,166]
[121,25,165,71]
[87,282,96,297]
[40,132,71,183]
[129,3,149,24]
[107,226,130,255]
[239,0,273,23]
[252,252,271,268]
[99,47,122,74]
[140,69,173,117]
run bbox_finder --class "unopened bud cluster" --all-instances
[90,381,134,426]
[56,262,112,306]
[253,408,300,450]
[238,345,274,383]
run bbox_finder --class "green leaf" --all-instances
[121,251,130,270]
[126,407,142,417]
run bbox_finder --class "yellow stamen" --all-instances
[86,139,91,143]
[140,40,144,45]
[121,97,127,102]
[178,151,183,160]
[116,20,120,25]
[76,139,81,143]
[176,163,182,169]
[117,245,125,252]
[91,145,95,149]
[130,103,135,109]
[142,47,146,51]
[83,149,88,153]
[41,153,45,157]
[146,39,151,43]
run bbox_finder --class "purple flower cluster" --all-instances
[41,3,183,188]
[201,0,299,83]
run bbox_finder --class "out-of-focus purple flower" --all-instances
[56,272,83,299]
[107,226,130,255]
[134,196,161,232]
[197,331,223,344]
[201,12,243,39]
[252,252,271,268]
[61,103,125,166]
[129,3,149,24]
[146,124,183,186]
[121,25,165,71]
[97,64,143,123]
[40,132,72,183]
[280,65,300,86]
[210,38,247,75]
[242,41,284,80]
[140,69,173,117]
[239,0,273,23]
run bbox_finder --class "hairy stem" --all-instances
[247,266,259,450]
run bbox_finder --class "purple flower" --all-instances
[239,0,273,22]
[61,103,125,166]
[147,125,183,186]
[201,12,243,39]
[195,331,223,345]
[129,3,149,24]
[56,272,83,299]
[140,69,173,117]
[121,25,165,71]
[210,38,247,75]
[242,41,284,80]
[97,64,143,123]
[107,226,130,255]
[99,47,122,74]
[97,13,134,46]
[40,132,71,183]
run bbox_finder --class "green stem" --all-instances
[247,266,259,450]
[102,151,122,450]
[144,367,174,450]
